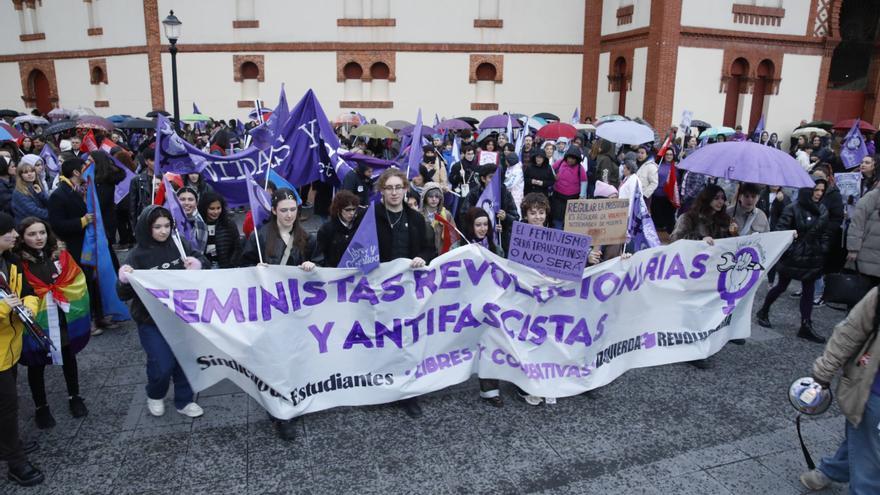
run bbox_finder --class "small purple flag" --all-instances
[626,180,661,252]
[266,84,289,137]
[111,155,137,205]
[39,144,59,173]
[244,168,272,228]
[406,109,423,179]
[162,175,193,245]
[571,107,580,125]
[477,168,502,244]
[193,102,201,114]
[841,119,868,169]
[751,114,765,141]
[337,201,380,273]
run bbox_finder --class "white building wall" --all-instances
[156,0,584,45]
[0,0,145,57]
[680,0,811,36]
[671,47,726,129]
[102,55,154,115]
[767,53,822,143]
[601,0,651,36]
[628,46,648,118]
[596,52,614,117]
[0,63,23,111]
[495,54,583,118]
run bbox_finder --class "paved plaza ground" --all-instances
[0,273,854,494]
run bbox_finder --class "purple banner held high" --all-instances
[507,221,591,281]
[337,201,380,273]
[841,119,868,169]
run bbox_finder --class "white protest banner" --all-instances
[834,172,861,204]
[563,198,630,245]
[478,151,498,166]
[128,232,792,419]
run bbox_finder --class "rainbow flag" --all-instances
[20,250,91,366]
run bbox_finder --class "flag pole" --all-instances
[253,227,264,265]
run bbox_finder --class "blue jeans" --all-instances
[818,393,880,494]
[137,322,193,410]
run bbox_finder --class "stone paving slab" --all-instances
[0,281,856,494]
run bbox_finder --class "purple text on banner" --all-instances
[507,221,592,281]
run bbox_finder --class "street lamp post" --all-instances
[162,10,182,132]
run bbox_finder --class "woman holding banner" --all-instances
[316,190,361,268]
[240,188,316,441]
[15,217,90,429]
[117,206,206,420]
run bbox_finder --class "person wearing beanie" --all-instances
[0,212,45,487]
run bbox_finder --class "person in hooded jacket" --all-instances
[550,146,588,229]
[523,152,555,198]
[341,162,374,206]
[419,182,456,255]
[756,179,831,343]
[449,145,481,199]
[117,206,207,420]
[461,165,519,253]
[809,165,845,305]
[595,139,619,188]
[635,145,659,200]
[197,191,241,269]
[316,190,361,268]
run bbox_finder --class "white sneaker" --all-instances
[800,469,831,491]
[176,402,204,418]
[146,398,165,417]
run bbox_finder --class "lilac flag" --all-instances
[193,102,201,114]
[406,109,423,179]
[751,114,765,141]
[275,89,352,186]
[244,168,272,228]
[111,155,137,205]
[433,113,440,129]
[571,108,580,125]
[162,175,193,245]
[266,84,289,137]
[626,180,661,252]
[841,119,868,169]
[39,144,59,173]
[337,201,380,273]
[477,168,502,244]
[357,113,368,125]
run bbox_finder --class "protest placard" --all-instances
[478,151,498,166]
[563,198,630,245]
[834,172,861,203]
[507,221,591,281]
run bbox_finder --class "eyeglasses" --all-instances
[383,185,406,192]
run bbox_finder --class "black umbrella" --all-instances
[454,116,480,127]
[798,120,833,130]
[534,112,560,122]
[690,119,712,129]
[146,110,170,118]
[117,118,156,130]
[0,109,21,118]
[43,119,77,135]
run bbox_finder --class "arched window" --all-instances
[613,57,628,115]
[238,61,260,102]
[723,58,750,128]
[749,59,774,131]
[370,62,390,101]
[474,63,497,106]
[240,61,260,80]
[90,66,104,85]
[28,69,51,114]
[343,62,364,101]
[476,62,497,81]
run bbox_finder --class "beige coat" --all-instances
[846,188,880,277]
[813,287,880,427]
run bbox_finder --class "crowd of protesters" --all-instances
[0,109,877,492]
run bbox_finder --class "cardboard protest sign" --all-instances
[508,221,591,281]
[564,198,630,245]
[478,151,498,166]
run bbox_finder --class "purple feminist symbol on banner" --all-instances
[716,247,764,315]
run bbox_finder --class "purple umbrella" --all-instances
[399,124,436,136]
[436,118,472,131]
[479,114,523,130]
[678,141,814,188]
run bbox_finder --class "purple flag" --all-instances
[751,114,765,141]
[244,168,272,228]
[477,168,502,244]
[406,109,423,179]
[39,144,59,173]
[841,119,868,169]
[571,108,580,125]
[275,89,352,186]
[337,201,380,273]
[162,175,193,245]
[266,84,289,137]
[111,155,137,205]
[626,180,661,252]
[193,102,201,114]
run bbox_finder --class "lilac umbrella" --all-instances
[678,141,814,188]
[436,118,472,131]
[479,114,523,130]
[399,124,436,136]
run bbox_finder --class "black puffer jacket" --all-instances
[117,205,207,325]
[241,222,316,267]
[775,188,831,281]
[0,176,13,216]
[198,194,241,268]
